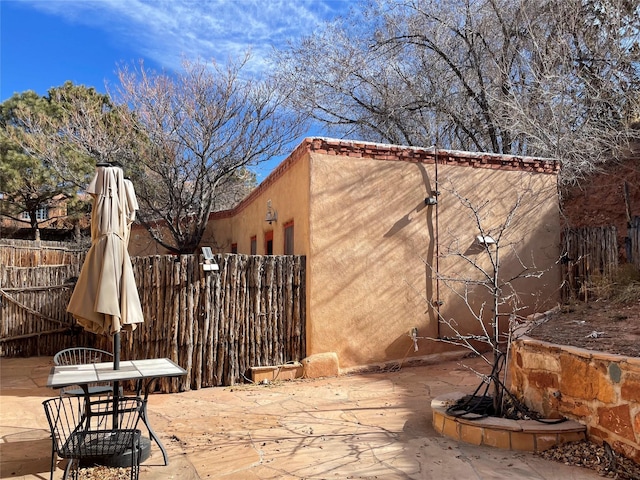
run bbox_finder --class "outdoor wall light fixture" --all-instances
[201,246,219,272]
[476,235,496,245]
[410,327,419,352]
[265,200,278,224]
[424,196,438,205]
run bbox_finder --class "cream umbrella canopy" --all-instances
[67,163,144,367]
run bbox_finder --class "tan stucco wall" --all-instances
[129,223,173,256]
[307,154,439,367]
[434,166,561,341]
[307,153,560,368]
[126,138,561,371]
[201,154,311,256]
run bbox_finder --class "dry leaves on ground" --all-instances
[537,440,640,480]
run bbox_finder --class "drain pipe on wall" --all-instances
[434,145,441,339]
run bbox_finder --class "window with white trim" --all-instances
[20,206,48,221]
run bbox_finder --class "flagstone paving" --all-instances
[1,355,603,479]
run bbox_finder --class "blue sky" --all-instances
[1,0,354,178]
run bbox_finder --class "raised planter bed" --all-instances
[249,362,303,383]
[432,392,586,452]
[510,335,640,463]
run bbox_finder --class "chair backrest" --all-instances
[54,348,116,397]
[42,395,86,458]
[85,396,143,431]
[53,348,113,366]
[43,396,143,458]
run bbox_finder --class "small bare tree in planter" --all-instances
[414,176,559,417]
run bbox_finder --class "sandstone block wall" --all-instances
[510,337,640,463]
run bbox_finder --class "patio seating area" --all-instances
[43,395,143,479]
[1,355,603,480]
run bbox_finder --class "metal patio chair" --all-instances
[42,395,143,480]
[53,348,115,397]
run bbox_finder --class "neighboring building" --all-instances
[0,197,59,229]
[130,137,561,370]
[0,194,85,240]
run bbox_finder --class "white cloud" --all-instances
[23,0,353,74]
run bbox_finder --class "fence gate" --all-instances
[561,226,619,302]
[627,216,640,269]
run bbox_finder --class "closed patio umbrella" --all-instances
[67,163,144,368]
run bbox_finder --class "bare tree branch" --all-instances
[113,56,308,253]
[273,0,640,183]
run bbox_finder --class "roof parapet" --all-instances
[212,137,559,220]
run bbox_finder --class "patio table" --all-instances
[47,357,187,466]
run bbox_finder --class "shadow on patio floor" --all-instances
[1,355,603,479]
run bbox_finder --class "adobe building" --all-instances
[130,137,561,371]
[0,193,89,240]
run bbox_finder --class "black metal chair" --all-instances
[42,395,143,480]
[53,348,115,397]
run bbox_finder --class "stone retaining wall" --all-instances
[509,337,640,462]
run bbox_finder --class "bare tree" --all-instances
[411,175,560,416]
[115,56,308,253]
[498,0,640,184]
[274,0,640,183]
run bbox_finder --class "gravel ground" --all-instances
[77,466,130,480]
[538,440,640,479]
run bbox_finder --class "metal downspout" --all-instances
[434,146,441,338]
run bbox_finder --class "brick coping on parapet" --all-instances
[432,392,586,452]
[306,137,559,174]
[209,137,560,220]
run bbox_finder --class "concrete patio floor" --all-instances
[0,355,603,480]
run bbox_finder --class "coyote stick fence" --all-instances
[1,253,306,393]
[561,226,618,301]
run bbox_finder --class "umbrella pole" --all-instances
[113,332,121,428]
[114,332,120,370]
